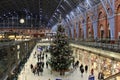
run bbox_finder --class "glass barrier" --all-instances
[105,72,120,80]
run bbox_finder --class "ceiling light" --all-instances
[20,18,25,24]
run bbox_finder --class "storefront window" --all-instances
[84,51,89,65]
[74,47,120,78]
[114,62,120,73]
[101,58,112,77]
[78,50,82,61]
[90,54,98,70]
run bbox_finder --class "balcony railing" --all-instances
[70,39,120,53]
[104,72,120,80]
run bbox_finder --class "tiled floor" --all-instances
[18,43,99,80]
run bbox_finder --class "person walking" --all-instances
[85,65,88,73]
[46,62,48,68]
[91,68,94,75]
[80,67,84,77]
[32,67,36,75]
[34,51,36,58]
[30,64,33,70]
[40,68,43,75]
[37,66,40,76]
[80,64,83,70]
[88,68,95,80]
[37,54,40,62]
[46,54,48,59]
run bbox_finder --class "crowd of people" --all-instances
[73,60,88,77]
[29,45,104,80]
[72,60,104,80]
[30,46,49,76]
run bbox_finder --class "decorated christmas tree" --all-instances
[49,16,73,75]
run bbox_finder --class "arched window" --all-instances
[88,27,91,38]
[107,8,112,15]
[98,11,103,19]
[117,5,120,13]
[87,17,90,22]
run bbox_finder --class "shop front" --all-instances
[73,47,120,78]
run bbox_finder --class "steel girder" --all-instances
[64,19,71,38]
[83,13,87,39]
[75,22,79,39]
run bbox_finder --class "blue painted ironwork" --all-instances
[86,0,92,8]
[70,24,74,39]
[65,0,73,9]
[75,22,79,39]
[77,4,87,39]
[72,8,80,40]
[82,13,87,40]
[100,0,115,40]
[89,8,98,39]
[108,0,114,13]
[64,19,69,37]
[65,14,74,39]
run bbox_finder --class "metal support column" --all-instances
[76,22,79,40]
[70,24,74,39]
[100,0,115,40]
[90,8,98,39]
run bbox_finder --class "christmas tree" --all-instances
[49,17,73,75]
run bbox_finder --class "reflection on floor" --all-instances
[18,43,99,80]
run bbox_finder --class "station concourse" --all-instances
[0,0,120,80]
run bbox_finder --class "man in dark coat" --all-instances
[85,65,88,73]
[30,64,33,69]
[98,72,104,80]
[80,67,84,77]
[80,64,83,70]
